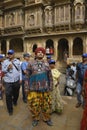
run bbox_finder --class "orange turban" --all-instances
[35,47,45,55]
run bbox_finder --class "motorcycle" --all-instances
[64,69,76,96]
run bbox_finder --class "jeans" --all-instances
[5,81,20,113]
[76,82,84,104]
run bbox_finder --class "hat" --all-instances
[47,55,51,59]
[82,53,87,58]
[23,53,30,57]
[35,47,45,55]
[0,54,3,59]
[7,49,14,54]
[49,59,55,64]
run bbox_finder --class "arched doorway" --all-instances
[58,38,69,62]
[32,44,37,52]
[73,37,83,55]
[45,39,54,55]
[1,40,6,55]
[10,38,23,52]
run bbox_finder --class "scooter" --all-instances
[64,69,76,96]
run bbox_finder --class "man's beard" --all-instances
[37,55,44,60]
[37,56,43,60]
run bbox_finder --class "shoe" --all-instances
[9,111,13,116]
[13,102,17,106]
[23,99,27,103]
[32,120,38,127]
[44,120,53,126]
[76,103,81,108]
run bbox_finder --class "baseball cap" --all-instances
[23,53,30,57]
[0,54,3,59]
[7,49,14,54]
[82,53,87,58]
[47,55,51,59]
[49,59,55,64]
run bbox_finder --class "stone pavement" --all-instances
[0,94,83,130]
[0,73,83,130]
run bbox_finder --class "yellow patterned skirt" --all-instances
[27,92,52,121]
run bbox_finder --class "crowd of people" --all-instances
[0,47,64,127]
[65,53,87,130]
[0,48,87,129]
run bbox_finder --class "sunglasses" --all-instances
[8,53,13,55]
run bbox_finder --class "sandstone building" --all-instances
[0,0,87,64]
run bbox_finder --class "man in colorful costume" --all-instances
[25,47,53,127]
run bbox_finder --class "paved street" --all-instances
[0,74,83,130]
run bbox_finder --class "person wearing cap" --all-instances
[71,62,77,80]
[46,47,50,55]
[2,49,22,115]
[21,53,30,103]
[49,59,63,114]
[46,55,51,63]
[24,47,53,127]
[75,53,87,108]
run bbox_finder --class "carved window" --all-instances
[27,14,35,26]
[60,7,64,21]
[5,15,9,27]
[48,10,52,24]
[82,6,85,19]
[9,12,15,25]
[45,9,49,24]
[37,10,40,25]
[56,8,59,22]
[7,15,11,26]
[65,5,69,21]
[17,10,23,25]
[75,6,81,19]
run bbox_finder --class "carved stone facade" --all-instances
[0,0,87,64]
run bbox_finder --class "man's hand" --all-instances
[8,64,13,69]
[82,89,85,98]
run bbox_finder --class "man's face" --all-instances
[36,51,44,59]
[0,59,3,62]
[49,64,55,69]
[8,53,14,59]
[82,57,87,62]
[24,56,30,61]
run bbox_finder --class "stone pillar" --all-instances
[68,37,73,58]
[83,35,86,53]
[26,40,29,53]
[42,40,46,48]
[26,40,33,54]
[23,38,27,53]
[6,39,10,53]
[54,40,58,61]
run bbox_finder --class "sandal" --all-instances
[32,120,38,127]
